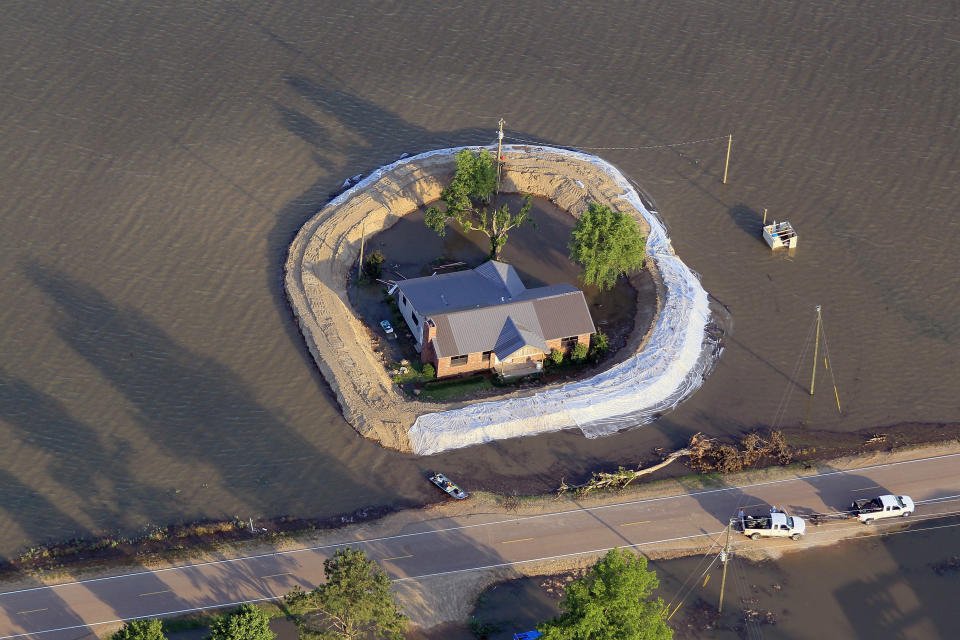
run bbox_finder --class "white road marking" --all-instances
[2,453,960,640]
[4,451,959,599]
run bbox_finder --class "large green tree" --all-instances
[425,148,533,260]
[210,604,275,640]
[305,547,408,640]
[111,619,166,640]
[538,548,673,640]
[569,202,646,291]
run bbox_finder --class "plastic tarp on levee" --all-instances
[408,145,713,455]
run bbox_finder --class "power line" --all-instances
[503,133,729,151]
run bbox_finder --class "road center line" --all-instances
[850,486,881,492]
[15,609,46,616]
[259,573,292,579]
[381,554,413,561]
[620,521,650,527]
[137,590,172,597]
[501,537,535,544]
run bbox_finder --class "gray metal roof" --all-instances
[474,260,526,297]
[395,261,523,316]
[493,317,549,360]
[397,260,595,359]
[430,289,596,359]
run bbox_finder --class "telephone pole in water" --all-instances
[810,304,822,395]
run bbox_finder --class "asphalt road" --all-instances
[3,452,960,639]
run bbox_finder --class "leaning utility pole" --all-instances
[718,519,732,613]
[722,134,732,184]
[810,304,822,395]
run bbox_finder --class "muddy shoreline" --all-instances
[284,146,674,453]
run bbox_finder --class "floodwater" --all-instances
[1,2,959,557]
[469,516,960,639]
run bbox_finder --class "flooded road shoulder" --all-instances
[465,515,960,640]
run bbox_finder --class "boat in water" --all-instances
[428,472,468,499]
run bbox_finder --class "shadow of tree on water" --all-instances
[25,263,382,525]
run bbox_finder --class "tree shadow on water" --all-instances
[24,263,381,521]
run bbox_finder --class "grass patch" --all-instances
[390,362,434,385]
[420,375,493,401]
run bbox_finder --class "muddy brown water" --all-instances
[1,3,958,559]
[468,516,960,639]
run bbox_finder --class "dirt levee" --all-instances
[285,146,674,452]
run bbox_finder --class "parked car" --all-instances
[736,510,806,541]
[379,320,395,337]
[850,494,914,523]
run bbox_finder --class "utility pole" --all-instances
[496,118,505,191]
[718,519,732,613]
[810,305,822,395]
[722,134,732,184]
[494,118,505,209]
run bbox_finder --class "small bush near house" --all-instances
[572,342,589,362]
[549,348,564,365]
[421,363,436,378]
[589,330,609,361]
[362,250,386,281]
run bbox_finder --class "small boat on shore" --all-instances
[428,472,468,499]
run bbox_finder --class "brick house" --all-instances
[391,261,595,378]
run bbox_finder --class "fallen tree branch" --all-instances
[557,434,705,497]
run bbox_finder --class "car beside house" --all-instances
[390,261,595,379]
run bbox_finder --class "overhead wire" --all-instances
[664,549,722,622]
[817,312,842,412]
[771,312,818,430]
[503,133,729,151]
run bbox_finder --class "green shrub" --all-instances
[549,348,564,365]
[589,330,609,360]
[467,616,502,639]
[572,342,589,362]
[210,604,274,640]
[112,619,166,640]
[421,363,436,378]
[362,250,385,281]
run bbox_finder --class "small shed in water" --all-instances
[762,221,798,249]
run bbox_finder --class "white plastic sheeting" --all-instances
[405,145,714,455]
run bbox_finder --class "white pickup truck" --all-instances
[850,494,915,523]
[737,511,806,541]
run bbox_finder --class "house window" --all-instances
[412,313,419,326]
[481,350,493,362]
[560,336,578,349]
[400,294,407,306]
[450,354,468,366]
